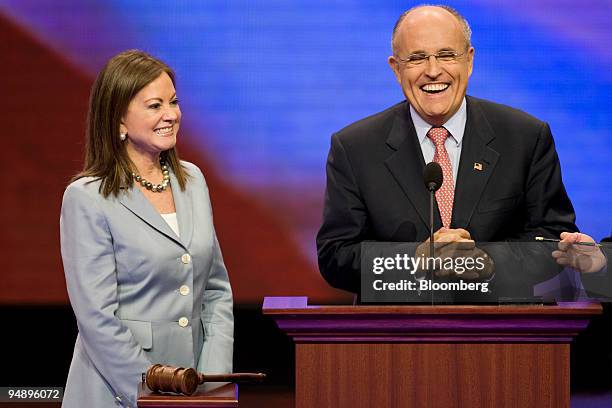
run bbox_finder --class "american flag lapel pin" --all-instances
[474,162,483,171]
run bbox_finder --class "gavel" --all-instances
[144,364,266,396]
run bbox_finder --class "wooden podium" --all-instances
[137,382,238,407]
[263,296,601,408]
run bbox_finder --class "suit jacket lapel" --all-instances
[119,186,183,247]
[171,169,194,249]
[452,96,500,230]
[384,103,441,231]
[118,167,193,249]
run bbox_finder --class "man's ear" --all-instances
[467,47,475,77]
[388,55,402,83]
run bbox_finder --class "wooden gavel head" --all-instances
[145,364,267,396]
[145,364,200,395]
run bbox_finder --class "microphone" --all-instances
[423,162,443,192]
[423,162,444,302]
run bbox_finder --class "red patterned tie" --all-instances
[427,127,454,228]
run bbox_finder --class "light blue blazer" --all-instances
[60,161,233,408]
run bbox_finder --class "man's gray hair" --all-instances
[391,5,472,54]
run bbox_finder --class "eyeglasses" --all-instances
[395,50,467,66]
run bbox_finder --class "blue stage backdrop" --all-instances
[1,1,610,303]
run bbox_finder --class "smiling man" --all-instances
[389,6,473,127]
[316,5,578,294]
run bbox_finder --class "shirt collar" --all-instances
[409,97,467,146]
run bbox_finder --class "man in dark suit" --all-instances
[317,5,578,294]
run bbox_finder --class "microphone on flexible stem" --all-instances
[423,162,443,302]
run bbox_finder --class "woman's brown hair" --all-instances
[73,49,189,196]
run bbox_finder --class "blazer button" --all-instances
[179,285,190,296]
[178,317,189,327]
[181,254,191,264]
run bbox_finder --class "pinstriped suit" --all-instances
[60,161,233,408]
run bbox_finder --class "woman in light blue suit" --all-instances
[60,50,233,408]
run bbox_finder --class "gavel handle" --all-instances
[198,373,266,383]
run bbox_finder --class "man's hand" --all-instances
[552,232,606,274]
[416,227,472,257]
[415,228,494,279]
[434,227,472,245]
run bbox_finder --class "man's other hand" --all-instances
[552,232,606,274]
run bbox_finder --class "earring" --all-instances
[120,133,127,141]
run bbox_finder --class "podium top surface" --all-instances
[137,382,237,407]
[262,296,602,315]
[262,297,601,344]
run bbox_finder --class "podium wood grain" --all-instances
[297,343,567,407]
